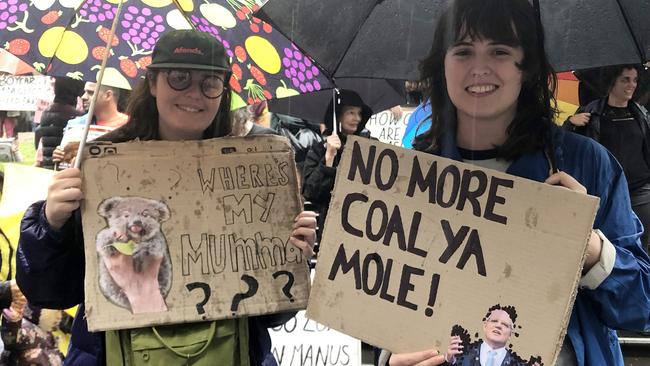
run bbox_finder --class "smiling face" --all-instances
[149,69,224,141]
[339,105,363,135]
[608,68,638,106]
[444,37,524,129]
[483,309,514,348]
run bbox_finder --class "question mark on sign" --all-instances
[186,282,211,315]
[272,270,295,302]
[230,274,259,315]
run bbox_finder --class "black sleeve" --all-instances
[0,281,12,309]
[561,106,586,132]
[301,143,337,204]
[16,202,85,309]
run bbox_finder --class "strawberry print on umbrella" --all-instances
[0,0,331,106]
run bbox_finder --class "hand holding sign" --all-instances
[388,349,445,366]
[545,171,603,272]
[290,211,318,260]
[45,168,84,230]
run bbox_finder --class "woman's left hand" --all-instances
[544,171,586,194]
[290,211,317,261]
[545,171,602,272]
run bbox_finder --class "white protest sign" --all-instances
[307,137,598,365]
[0,75,50,111]
[364,107,414,146]
[270,310,361,366]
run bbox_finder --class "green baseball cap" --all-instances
[147,30,230,72]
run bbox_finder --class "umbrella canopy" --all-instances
[258,0,649,79]
[267,78,406,123]
[0,0,332,106]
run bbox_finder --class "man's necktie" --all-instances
[486,350,496,366]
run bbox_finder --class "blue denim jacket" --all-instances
[426,127,650,366]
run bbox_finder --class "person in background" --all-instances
[50,82,129,169]
[36,77,84,169]
[302,89,373,244]
[17,29,316,366]
[381,0,650,365]
[230,105,277,136]
[1,303,65,365]
[64,82,129,129]
[0,278,27,359]
[563,65,650,254]
[0,111,19,138]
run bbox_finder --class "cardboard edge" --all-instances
[83,135,294,159]
[549,195,600,365]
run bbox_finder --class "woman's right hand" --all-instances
[389,349,445,366]
[45,168,84,230]
[568,113,591,127]
[325,134,342,167]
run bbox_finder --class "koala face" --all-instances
[98,196,171,242]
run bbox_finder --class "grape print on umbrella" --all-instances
[76,0,116,27]
[190,14,233,58]
[282,44,322,93]
[0,0,30,33]
[121,6,165,56]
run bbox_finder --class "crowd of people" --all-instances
[0,0,648,365]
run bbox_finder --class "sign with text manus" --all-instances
[0,75,50,111]
[307,137,599,365]
[270,310,361,366]
[80,136,310,331]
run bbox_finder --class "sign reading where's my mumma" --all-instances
[307,137,599,365]
[81,136,309,331]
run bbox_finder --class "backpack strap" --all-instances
[238,316,250,366]
[151,322,216,361]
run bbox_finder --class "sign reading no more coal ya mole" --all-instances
[81,136,310,331]
[307,136,599,365]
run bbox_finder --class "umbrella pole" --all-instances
[332,88,339,135]
[73,0,125,169]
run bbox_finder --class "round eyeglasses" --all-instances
[162,70,226,99]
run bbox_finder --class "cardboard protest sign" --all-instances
[0,75,49,111]
[81,136,310,331]
[307,136,599,365]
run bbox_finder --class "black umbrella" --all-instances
[267,78,406,123]
[258,0,649,78]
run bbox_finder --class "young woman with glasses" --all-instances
[16,30,317,366]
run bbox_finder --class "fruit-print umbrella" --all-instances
[0,0,332,107]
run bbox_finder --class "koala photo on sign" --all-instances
[95,196,172,313]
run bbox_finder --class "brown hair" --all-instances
[415,0,558,160]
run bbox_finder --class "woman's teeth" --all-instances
[177,105,201,112]
[467,85,497,93]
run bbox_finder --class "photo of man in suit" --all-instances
[444,305,536,366]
